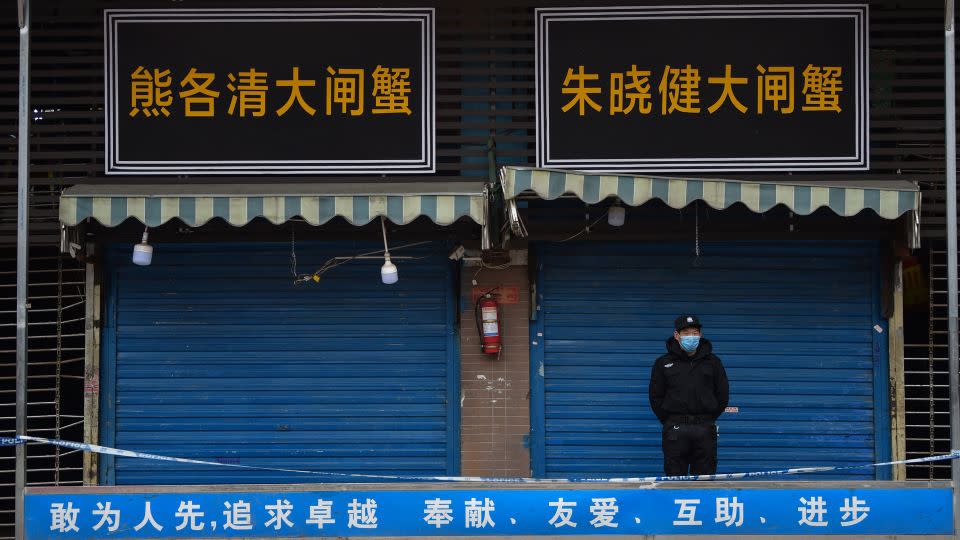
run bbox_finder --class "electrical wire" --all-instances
[380,216,391,255]
[292,240,433,284]
[554,210,610,243]
[472,259,512,283]
[290,223,298,279]
[695,201,701,258]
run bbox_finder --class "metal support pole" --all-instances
[944,0,960,537]
[15,1,30,539]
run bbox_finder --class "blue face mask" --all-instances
[679,335,701,353]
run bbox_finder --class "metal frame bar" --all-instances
[97,249,118,485]
[529,251,546,477]
[889,260,907,480]
[873,245,893,480]
[445,255,461,476]
[82,243,100,486]
[16,0,30,538]
[944,0,960,536]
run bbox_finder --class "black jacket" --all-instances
[648,337,729,423]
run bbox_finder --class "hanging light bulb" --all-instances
[380,216,398,284]
[381,254,399,284]
[132,227,153,266]
[608,199,626,227]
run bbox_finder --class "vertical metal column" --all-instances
[944,0,960,536]
[15,0,30,539]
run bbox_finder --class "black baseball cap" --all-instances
[674,315,702,332]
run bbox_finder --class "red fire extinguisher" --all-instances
[476,293,502,355]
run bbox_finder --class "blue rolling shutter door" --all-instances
[102,242,457,484]
[535,242,887,480]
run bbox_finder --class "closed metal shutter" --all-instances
[532,241,888,480]
[100,242,458,484]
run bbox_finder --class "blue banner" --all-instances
[25,487,951,537]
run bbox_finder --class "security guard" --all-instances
[648,315,729,476]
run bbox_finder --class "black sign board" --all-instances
[105,9,434,175]
[536,5,868,172]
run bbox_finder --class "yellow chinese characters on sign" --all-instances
[756,66,795,114]
[130,66,173,117]
[372,66,413,115]
[227,69,269,117]
[555,63,843,116]
[801,65,843,112]
[128,65,418,119]
[658,65,701,114]
[561,65,602,115]
[327,67,364,116]
[276,67,317,116]
[610,65,652,116]
[706,64,747,114]
[178,68,219,117]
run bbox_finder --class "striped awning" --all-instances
[59,183,486,227]
[501,166,919,220]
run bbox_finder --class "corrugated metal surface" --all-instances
[3,0,953,192]
[532,242,888,480]
[100,242,459,485]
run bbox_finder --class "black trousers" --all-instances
[661,423,718,476]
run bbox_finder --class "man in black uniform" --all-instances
[648,315,729,477]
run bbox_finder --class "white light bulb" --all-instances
[381,256,398,284]
[132,229,153,266]
[608,205,626,227]
[132,244,153,266]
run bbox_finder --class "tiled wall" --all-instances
[459,265,531,477]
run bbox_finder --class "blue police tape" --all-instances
[8,435,960,483]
